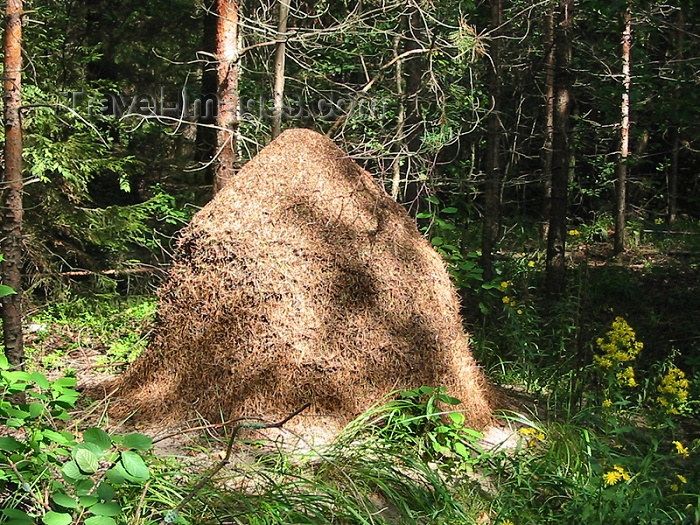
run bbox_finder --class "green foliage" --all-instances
[0,356,154,524]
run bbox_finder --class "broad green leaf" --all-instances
[106,464,127,485]
[120,433,152,451]
[454,441,470,458]
[88,503,121,517]
[84,517,116,525]
[30,372,51,389]
[431,236,444,246]
[28,403,44,418]
[73,442,104,459]
[120,450,149,480]
[75,479,95,496]
[441,207,458,213]
[0,436,23,451]
[52,493,78,509]
[96,482,115,502]
[3,509,33,520]
[75,448,99,474]
[79,496,99,508]
[61,460,87,481]
[0,284,16,297]
[449,412,465,426]
[83,428,112,451]
[41,511,72,525]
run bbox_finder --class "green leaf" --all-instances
[0,284,17,297]
[30,372,51,389]
[426,196,440,205]
[43,430,74,446]
[431,236,444,246]
[28,403,44,418]
[79,496,99,508]
[88,503,121,517]
[73,442,104,459]
[119,450,149,481]
[52,493,78,509]
[3,508,33,521]
[454,441,470,458]
[441,207,458,214]
[84,517,116,525]
[120,433,152,451]
[41,511,72,525]
[438,394,462,406]
[52,377,77,389]
[61,460,87,481]
[83,428,112,451]
[96,482,116,502]
[75,479,95,496]
[0,436,23,451]
[74,448,99,474]
[449,412,465,426]
[106,464,127,485]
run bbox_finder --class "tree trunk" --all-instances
[668,7,684,225]
[213,0,240,196]
[391,33,406,201]
[194,1,220,185]
[271,0,290,139]
[2,0,24,368]
[402,5,424,216]
[614,6,632,255]
[545,0,573,295]
[542,0,555,240]
[481,0,503,282]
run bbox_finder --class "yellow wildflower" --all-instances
[655,218,664,225]
[613,465,631,481]
[603,470,622,486]
[517,309,523,315]
[500,520,515,525]
[673,441,690,458]
[603,399,612,408]
[528,261,535,267]
[671,484,679,491]
[510,300,516,307]
[568,229,580,236]
[502,296,511,303]
[677,475,687,484]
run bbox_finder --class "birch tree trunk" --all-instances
[614,5,632,255]
[1,0,24,367]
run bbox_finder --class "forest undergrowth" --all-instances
[2,239,700,524]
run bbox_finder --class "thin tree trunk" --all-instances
[2,0,24,367]
[213,0,240,196]
[542,0,555,240]
[391,33,405,201]
[614,6,632,255]
[668,8,684,225]
[271,0,290,139]
[402,5,424,216]
[481,0,502,282]
[545,0,573,295]
[669,128,679,224]
[194,1,220,185]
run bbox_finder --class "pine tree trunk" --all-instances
[2,0,24,368]
[614,6,632,255]
[545,0,573,295]
[481,0,502,282]
[213,0,240,195]
[271,0,290,139]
